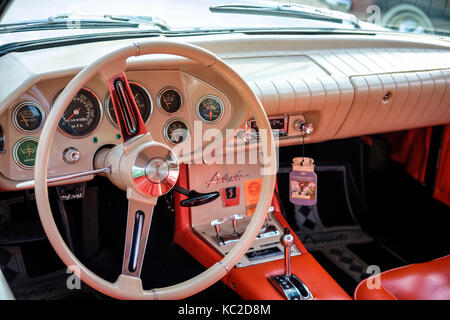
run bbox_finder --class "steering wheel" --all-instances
[34,40,276,300]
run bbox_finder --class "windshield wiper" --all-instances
[104,15,170,31]
[210,3,360,29]
[0,14,168,33]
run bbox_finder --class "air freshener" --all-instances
[289,157,317,206]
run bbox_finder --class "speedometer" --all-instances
[58,88,102,137]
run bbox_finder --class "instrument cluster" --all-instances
[6,76,229,171]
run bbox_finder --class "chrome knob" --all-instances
[294,121,313,135]
[236,129,253,142]
[281,228,295,248]
[63,147,80,164]
[280,228,295,277]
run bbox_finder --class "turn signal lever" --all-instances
[172,185,220,207]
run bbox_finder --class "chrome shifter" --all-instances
[281,228,294,277]
[268,228,313,300]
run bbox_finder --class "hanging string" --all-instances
[301,132,305,166]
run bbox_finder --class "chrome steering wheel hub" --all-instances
[131,142,179,197]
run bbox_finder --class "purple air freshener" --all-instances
[289,157,317,206]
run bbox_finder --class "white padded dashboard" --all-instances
[225,47,450,142]
[0,32,449,189]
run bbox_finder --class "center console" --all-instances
[187,163,302,268]
[173,164,351,300]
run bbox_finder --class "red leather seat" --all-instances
[354,255,450,300]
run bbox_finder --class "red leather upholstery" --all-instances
[354,255,450,300]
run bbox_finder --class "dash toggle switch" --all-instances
[210,217,227,238]
[229,214,246,235]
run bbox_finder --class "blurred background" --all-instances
[287,0,449,35]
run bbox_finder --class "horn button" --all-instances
[145,158,169,183]
[131,143,179,197]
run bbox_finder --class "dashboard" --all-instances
[0,32,449,190]
[0,69,232,186]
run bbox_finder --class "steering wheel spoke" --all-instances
[122,191,157,278]
[107,73,149,145]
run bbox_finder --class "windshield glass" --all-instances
[1,0,449,36]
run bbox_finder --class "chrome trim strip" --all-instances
[152,289,158,300]
[15,167,110,189]
[133,42,141,56]
[218,261,230,273]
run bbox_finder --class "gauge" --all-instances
[197,95,224,123]
[58,88,102,137]
[157,88,182,114]
[13,102,45,132]
[106,82,152,127]
[13,137,38,169]
[164,119,189,144]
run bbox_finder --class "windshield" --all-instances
[1,0,449,36]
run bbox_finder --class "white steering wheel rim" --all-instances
[34,40,277,300]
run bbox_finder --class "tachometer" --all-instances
[157,88,182,114]
[13,137,38,169]
[106,82,152,127]
[164,119,189,144]
[13,102,45,132]
[58,88,102,137]
[196,95,224,123]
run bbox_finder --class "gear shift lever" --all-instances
[268,228,313,300]
[281,228,294,277]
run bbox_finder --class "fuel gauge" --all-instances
[13,102,45,132]
[157,88,182,114]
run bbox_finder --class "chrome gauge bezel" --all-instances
[163,118,190,145]
[12,101,46,134]
[196,95,225,124]
[104,81,153,128]
[156,86,183,115]
[56,87,103,139]
[13,136,39,170]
